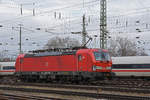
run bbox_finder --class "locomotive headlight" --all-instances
[106,67,111,70]
[93,66,97,71]
[93,66,103,71]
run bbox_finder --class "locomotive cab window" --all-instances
[94,51,110,61]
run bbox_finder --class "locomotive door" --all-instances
[78,54,88,72]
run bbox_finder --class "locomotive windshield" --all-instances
[94,51,111,61]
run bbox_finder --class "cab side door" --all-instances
[77,54,88,72]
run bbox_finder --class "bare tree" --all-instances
[44,36,81,49]
[0,50,7,58]
[0,50,8,61]
[108,37,148,57]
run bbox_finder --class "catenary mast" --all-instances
[100,0,107,49]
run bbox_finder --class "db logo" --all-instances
[82,56,85,59]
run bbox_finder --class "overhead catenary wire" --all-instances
[0,0,100,24]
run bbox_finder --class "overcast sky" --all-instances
[0,0,150,57]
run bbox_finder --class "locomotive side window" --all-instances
[78,55,82,61]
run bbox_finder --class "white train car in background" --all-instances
[112,56,150,78]
[0,62,15,76]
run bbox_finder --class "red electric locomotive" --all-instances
[15,47,112,81]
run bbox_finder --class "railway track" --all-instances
[1,77,150,99]
[3,82,150,94]
[0,84,150,100]
[0,93,66,100]
[95,79,150,88]
[2,78,150,94]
